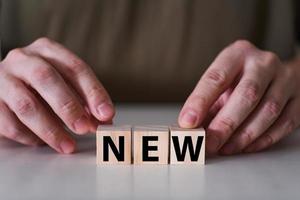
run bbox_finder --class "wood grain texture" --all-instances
[169,125,205,165]
[96,125,132,165]
[133,125,169,164]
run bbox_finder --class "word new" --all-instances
[96,125,205,165]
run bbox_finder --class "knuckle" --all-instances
[246,56,272,74]
[238,80,260,105]
[263,99,282,120]
[32,64,57,83]
[239,129,254,146]
[60,99,81,119]
[231,40,254,50]
[87,84,106,100]
[285,119,296,136]
[14,97,37,116]
[43,127,61,144]
[249,51,279,73]
[264,134,274,146]
[204,69,227,88]
[32,37,54,48]
[188,94,208,110]
[5,48,27,61]
[261,51,280,66]
[217,116,236,135]
[69,59,87,75]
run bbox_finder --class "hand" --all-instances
[0,37,115,153]
[178,40,300,155]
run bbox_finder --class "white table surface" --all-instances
[0,103,300,200]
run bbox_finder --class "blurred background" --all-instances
[1,0,299,102]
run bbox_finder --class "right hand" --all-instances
[0,37,115,153]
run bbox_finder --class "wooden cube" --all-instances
[133,125,169,164]
[96,125,132,165]
[170,125,205,165]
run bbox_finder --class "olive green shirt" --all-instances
[1,0,297,101]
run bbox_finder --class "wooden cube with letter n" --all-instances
[96,125,132,164]
[170,126,205,164]
[133,125,169,164]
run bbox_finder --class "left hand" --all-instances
[178,40,300,155]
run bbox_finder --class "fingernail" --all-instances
[97,102,114,120]
[73,115,90,133]
[206,134,220,154]
[60,139,75,154]
[221,143,236,155]
[180,109,198,128]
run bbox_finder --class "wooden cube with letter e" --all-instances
[133,125,169,164]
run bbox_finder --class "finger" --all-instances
[244,99,300,153]
[202,88,232,128]
[4,48,92,134]
[220,68,293,154]
[202,99,223,129]
[206,51,277,154]
[0,75,75,154]
[178,40,253,128]
[25,38,115,122]
[0,100,42,146]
